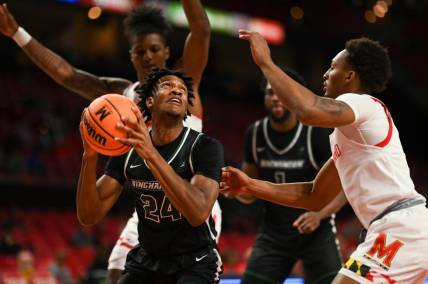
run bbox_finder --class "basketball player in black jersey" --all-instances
[76,68,224,284]
[229,68,346,284]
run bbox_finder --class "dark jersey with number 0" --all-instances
[244,117,332,239]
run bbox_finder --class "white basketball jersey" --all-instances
[123,81,203,132]
[330,93,424,228]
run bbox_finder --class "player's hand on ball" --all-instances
[0,4,19,37]
[115,106,155,159]
[220,166,251,194]
[238,29,273,68]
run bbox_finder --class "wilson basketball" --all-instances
[81,94,141,156]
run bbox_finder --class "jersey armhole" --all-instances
[189,133,204,175]
[306,126,320,170]
[123,148,134,181]
[252,121,260,164]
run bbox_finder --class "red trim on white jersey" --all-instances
[371,97,393,148]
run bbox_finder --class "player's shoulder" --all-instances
[245,117,265,134]
[196,132,222,146]
[191,132,223,153]
[336,93,374,104]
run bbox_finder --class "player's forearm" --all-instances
[76,154,103,226]
[259,62,318,124]
[245,178,316,209]
[182,0,210,35]
[21,38,110,100]
[146,151,213,226]
[317,191,347,219]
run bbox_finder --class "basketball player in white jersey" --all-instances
[0,2,222,283]
[221,31,428,283]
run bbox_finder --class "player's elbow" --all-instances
[77,212,99,227]
[57,62,75,83]
[187,210,210,227]
[295,107,319,126]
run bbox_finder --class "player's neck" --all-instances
[137,70,150,84]
[269,115,297,132]
[150,117,184,146]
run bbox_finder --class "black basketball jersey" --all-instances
[244,117,332,237]
[105,127,224,257]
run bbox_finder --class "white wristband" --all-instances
[12,27,32,47]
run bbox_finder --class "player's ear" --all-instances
[346,70,356,82]
[165,46,170,61]
[146,97,154,110]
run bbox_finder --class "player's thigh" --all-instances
[177,249,222,284]
[301,231,342,283]
[339,205,428,283]
[332,274,361,284]
[242,243,297,284]
[106,269,123,284]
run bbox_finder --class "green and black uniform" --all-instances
[242,117,342,284]
[106,127,224,284]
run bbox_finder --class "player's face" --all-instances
[130,33,170,77]
[152,75,188,119]
[264,86,291,123]
[323,49,354,99]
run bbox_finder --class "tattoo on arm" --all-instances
[64,70,110,95]
[314,96,348,116]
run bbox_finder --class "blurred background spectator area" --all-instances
[1,0,427,282]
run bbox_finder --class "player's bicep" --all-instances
[100,77,133,96]
[306,96,355,128]
[312,159,343,206]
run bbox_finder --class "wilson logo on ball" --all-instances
[95,106,111,121]
[82,111,107,146]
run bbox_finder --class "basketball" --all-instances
[81,94,141,156]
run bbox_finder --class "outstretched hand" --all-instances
[0,3,19,37]
[220,166,251,195]
[238,29,273,68]
[293,211,322,234]
[114,106,155,160]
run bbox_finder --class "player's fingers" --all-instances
[120,115,135,127]
[131,105,143,124]
[296,225,305,234]
[116,122,142,140]
[114,137,140,146]
[225,166,240,174]
[238,29,251,35]
[293,216,304,227]
[221,171,230,181]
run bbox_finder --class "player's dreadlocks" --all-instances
[345,37,392,94]
[136,68,194,121]
[124,5,171,44]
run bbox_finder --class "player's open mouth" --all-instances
[168,97,182,105]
